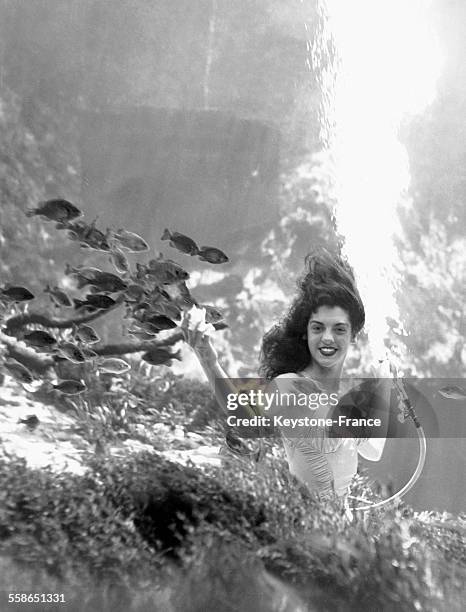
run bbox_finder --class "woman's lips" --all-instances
[319,347,337,356]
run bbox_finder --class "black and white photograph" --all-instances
[0,1,464,610]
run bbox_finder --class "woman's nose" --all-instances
[321,329,335,343]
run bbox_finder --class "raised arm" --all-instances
[181,317,257,420]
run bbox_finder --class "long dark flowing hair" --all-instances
[259,248,365,380]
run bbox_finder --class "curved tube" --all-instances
[350,425,427,511]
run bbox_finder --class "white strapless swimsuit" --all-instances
[270,373,369,498]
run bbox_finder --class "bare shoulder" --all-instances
[274,372,302,380]
[269,372,301,386]
[269,372,323,396]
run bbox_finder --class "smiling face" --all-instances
[305,305,352,375]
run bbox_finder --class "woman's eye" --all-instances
[310,325,322,332]
[336,327,347,334]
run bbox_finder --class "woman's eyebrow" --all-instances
[308,320,349,326]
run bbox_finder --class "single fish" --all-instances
[112,229,149,252]
[142,314,178,331]
[26,199,82,223]
[78,269,127,291]
[142,347,182,366]
[65,263,103,279]
[23,330,57,348]
[200,304,224,324]
[0,286,35,302]
[44,285,72,308]
[74,324,100,344]
[59,342,86,364]
[110,246,130,274]
[80,347,98,359]
[197,246,229,264]
[4,359,35,384]
[161,228,199,256]
[98,358,131,374]
[66,219,111,251]
[87,276,128,293]
[438,386,466,401]
[17,414,40,430]
[73,294,116,310]
[86,229,112,252]
[147,259,190,283]
[213,321,229,331]
[51,379,87,395]
[136,322,161,335]
[127,328,158,340]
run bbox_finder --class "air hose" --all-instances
[349,373,427,511]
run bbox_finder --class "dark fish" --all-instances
[80,347,98,359]
[98,358,131,374]
[18,414,40,430]
[0,286,35,302]
[51,379,86,395]
[112,229,149,252]
[145,288,182,319]
[146,259,190,284]
[66,220,111,251]
[59,342,86,363]
[438,386,466,401]
[142,314,178,331]
[73,294,116,310]
[4,359,35,384]
[23,330,57,348]
[26,199,82,223]
[74,324,100,344]
[197,246,229,264]
[213,321,229,331]
[44,285,72,308]
[68,268,127,293]
[80,227,112,252]
[110,246,130,274]
[142,347,182,366]
[161,229,199,255]
[200,304,224,324]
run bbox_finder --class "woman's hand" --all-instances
[180,308,218,367]
[370,357,392,379]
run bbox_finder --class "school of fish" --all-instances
[0,199,230,402]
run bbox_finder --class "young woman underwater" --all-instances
[181,249,392,500]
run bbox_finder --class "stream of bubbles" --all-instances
[311,0,443,364]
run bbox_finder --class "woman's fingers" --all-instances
[182,323,209,349]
